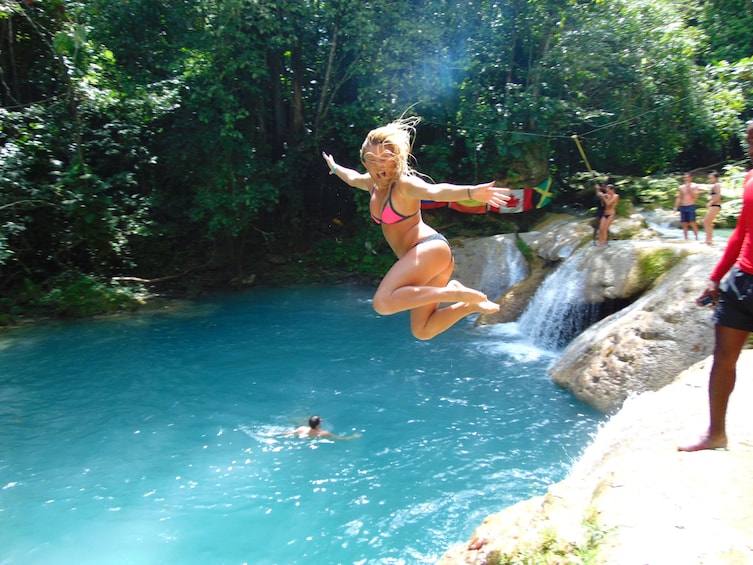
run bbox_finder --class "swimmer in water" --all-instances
[282,415,361,440]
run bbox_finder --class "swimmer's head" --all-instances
[308,415,322,429]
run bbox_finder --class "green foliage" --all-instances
[310,231,393,282]
[628,176,682,207]
[696,0,753,65]
[484,515,608,565]
[2,0,753,320]
[516,237,535,263]
[540,0,712,174]
[636,248,684,287]
[38,274,140,318]
[0,274,140,324]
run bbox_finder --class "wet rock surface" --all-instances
[440,353,753,564]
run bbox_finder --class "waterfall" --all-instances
[517,246,602,350]
[477,235,528,300]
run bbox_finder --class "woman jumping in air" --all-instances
[321,117,509,340]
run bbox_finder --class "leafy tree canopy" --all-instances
[1,0,751,318]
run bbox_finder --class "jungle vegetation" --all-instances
[1,0,752,320]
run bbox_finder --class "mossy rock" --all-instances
[636,247,685,288]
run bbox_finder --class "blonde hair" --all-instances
[360,116,420,177]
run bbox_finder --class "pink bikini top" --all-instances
[370,183,418,225]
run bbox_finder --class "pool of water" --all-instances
[0,286,604,564]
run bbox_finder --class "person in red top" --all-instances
[679,119,753,452]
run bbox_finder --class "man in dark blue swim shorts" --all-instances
[673,173,700,240]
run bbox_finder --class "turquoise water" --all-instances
[1,287,604,564]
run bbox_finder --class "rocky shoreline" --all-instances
[439,352,753,564]
[439,215,752,564]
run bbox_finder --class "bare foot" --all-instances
[446,280,489,304]
[677,433,728,452]
[471,300,500,314]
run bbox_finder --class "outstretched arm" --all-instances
[321,431,362,441]
[403,176,510,207]
[276,426,306,437]
[322,151,371,191]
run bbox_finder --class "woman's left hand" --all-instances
[470,181,511,207]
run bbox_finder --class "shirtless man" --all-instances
[679,120,753,451]
[673,172,700,240]
[283,415,360,440]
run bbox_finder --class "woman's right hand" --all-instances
[696,279,720,307]
[322,151,336,174]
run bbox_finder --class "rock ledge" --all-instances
[440,352,753,564]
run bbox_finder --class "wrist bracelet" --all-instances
[330,165,337,176]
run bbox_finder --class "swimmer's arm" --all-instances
[277,426,307,437]
[402,176,509,207]
[321,431,362,441]
[322,151,371,191]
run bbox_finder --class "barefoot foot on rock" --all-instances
[677,433,728,452]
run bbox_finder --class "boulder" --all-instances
[451,234,528,302]
[476,255,551,324]
[453,216,721,413]
[518,214,594,261]
[439,353,753,565]
[519,213,659,262]
[548,248,722,414]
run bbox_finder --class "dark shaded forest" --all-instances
[1,0,752,320]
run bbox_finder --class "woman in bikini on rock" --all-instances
[597,183,619,246]
[321,117,509,340]
[703,171,722,245]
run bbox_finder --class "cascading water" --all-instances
[517,246,602,350]
[477,235,529,300]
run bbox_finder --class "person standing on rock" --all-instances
[703,171,722,245]
[679,120,753,452]
[592,181,606,243]
[598,183,619,247]
[673,172,701,240]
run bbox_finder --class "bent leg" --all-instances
[410,276,498,340]
[598,217,614,246]
[372,242,489,315]
[678,324,748,451]
[703,209,719,244]
[371,240,498,340]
